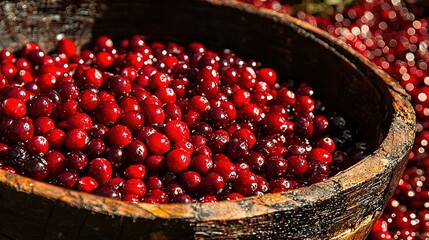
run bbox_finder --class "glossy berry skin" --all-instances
[77,176,99,193]
[66,151,88,171]
[45,128,66,149]
[63,128,89,151]
[122,179,147,197]
[9,119,34,142]
[287,155,308,177]
[270,178,297,193]
[166,149,191,173]
[143,105,165,127]
[124,164,146,179]
[26,96,53,118]
[26,136,49,155]
[257,68,277,86]
[88,158,112,184]
[146,132,170,155]
[107,125,132,147]
[44,150,66,175]
[2,98,26,118]
[95,101,121,127]
[265,156,288,178]
[22,156,49,181]
[179,171,202,194]
[317,137,336,153]
[165,120,190,142]
[232,170,258,196]
[191,154,213,175]
[125,140,148,163]
[213,159,237,182]
[309,148,333,165]
[202,172,225,195]
[57,38,77,57]
[34,117,55,135]
[93,186,121,200]
[57,171,79,189]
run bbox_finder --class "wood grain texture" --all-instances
[0,0,416,239]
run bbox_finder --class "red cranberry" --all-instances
[93,185,121,200]
[143,104,165,127]
[257,68,277,86]
[9,118,34,142]
[66,113,93,131]
[270,178,297,193]
[173,193,193,203]
[77,176,99,193]
[104,75,131,96]
[245,152,265,172]
[34,117,55,135]
[165,120,190,142]
[2,98,26,118]
[295,95,315,113]
[145,132,170,155]
[179,171,202,194]
[64,128,89,151]
[146,175,164,190]
[88,158,112,184]
[57,82,80,100]
[208,130,230,153]
[287,155,309,176]
[95,52,114,70]
[191,154,213,175]
[45,128,66,149]
[85,138,106,158]
[44,150,66,175]
[238,103,263,122]
[317,137,336,153]
[295,117,314,137]
[124,140,148,163]
[202,172,225,195]
[256,175,269,193]
[26,136,49,155]
[89,124,109,140]
[166,149,191,173]
[124,164,146,179]
[163,103,182,121]
[146,189,169,203]
[232,170,258,196]
[95,101,121,127]
[213,159,237,182]
[26,96,53,118]
[57,38,76,57]
[57,171,79,189]
[107,125,132,147]
[149,72,170,89]
[226,193,244,200]
[265,156,288,178]
[309,148,333,165]
[82,68,104,88]
[122,179,147,197]
[232,128,256,148]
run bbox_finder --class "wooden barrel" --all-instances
[0,0,416,239]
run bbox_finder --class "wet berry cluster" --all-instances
[0,35,367,203]
[243,0,429,239]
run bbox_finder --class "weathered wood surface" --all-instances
[0,0,416,239]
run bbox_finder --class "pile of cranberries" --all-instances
[0,34,368,204]
[243,0,429,239]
